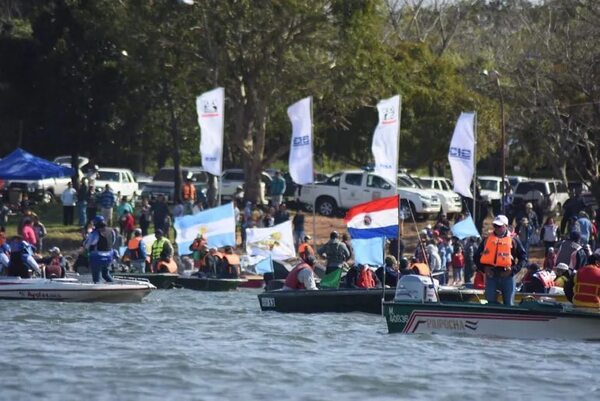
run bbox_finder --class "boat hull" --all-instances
[238,274,264,289]
[257,286,569,315]
[113,273,179,289]
[258,288,396,313]
[383,301,600,340]
[0,278,155,303]
[175,277,246,291]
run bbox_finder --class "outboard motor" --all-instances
[394,275,438,303]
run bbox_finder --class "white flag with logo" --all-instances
[288,97,314,185]
[448,112,475,198]
[372,95,401,184]
[196,87,224,176]
[245,220,296,261]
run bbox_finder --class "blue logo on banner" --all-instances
[449,147,471,160]
[293,135,310,147]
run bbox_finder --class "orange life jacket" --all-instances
[411,263,431,276]
[356,267,376,288]
[298,243,314,258]
[573,265,600,308]
[156,258,178,274]
[533,270,555,289]
[182,183,196,201]
[127,237,143,260]
[480,233,513,268]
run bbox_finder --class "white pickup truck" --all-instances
[296,170,441,219]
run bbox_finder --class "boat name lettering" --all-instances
[19,291,61,300]
[261,297,275,308]
[426,319,465,331]
[388,310,408,324]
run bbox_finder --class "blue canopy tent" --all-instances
[0,148,74,179]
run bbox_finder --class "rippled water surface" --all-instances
[1,289,599,401]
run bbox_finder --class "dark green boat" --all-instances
[257,286,484,314]
[113,273,179,289]
[174,277,247,291]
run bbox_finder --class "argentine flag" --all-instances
[174,203,236,255]
[344,195,399,239]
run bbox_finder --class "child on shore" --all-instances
[451,245,465,286]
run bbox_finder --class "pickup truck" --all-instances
[296,170,441,219]
[7,175,74,203]
[140,166,211,202]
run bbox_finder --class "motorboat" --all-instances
[113,273,179,289]
[0,276,156,302]
[383,275,600,340]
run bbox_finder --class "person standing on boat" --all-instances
[0,242,11,274]
[282,255,318,290]
[218,246,241,278]
[84,215,116,283]
[317,231,350,274]
[150,229,174,272]
[475,214,527,306]
[126,229,148,273]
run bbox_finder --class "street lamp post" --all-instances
[483,69,506,214]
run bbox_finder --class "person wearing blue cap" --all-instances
[83,215,116,283]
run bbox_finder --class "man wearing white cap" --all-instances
[474,214,527,306]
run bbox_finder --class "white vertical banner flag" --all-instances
[288,96,314,185]
[196,87,224,176]
[372,95,401,184]
[448,112,476,198]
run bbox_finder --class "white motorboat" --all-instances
[0,276,156,303]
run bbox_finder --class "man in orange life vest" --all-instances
[474,214,527,306]
[568,250,600,308]
[283,255,318,290]
[181,178,197,215]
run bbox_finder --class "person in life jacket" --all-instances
[283,255,318,290]
[345,263,377,289]
[474,214,527,306]
[553,263,570,288]
[567,251,600,308]
[181,178,197,215]
[6,237,41,278]
[409,256,431,277]
[297,235,314,261]
[40,247,68,278]
[150,229,174,273]
[317,231,350,274]
[218,246,241,279]
[84,215,116,283]
[126,228,148,273]
[196,247,222,277]
[521,263,554,293]
[189,234,208,269]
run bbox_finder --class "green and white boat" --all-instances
[383,276,600,341]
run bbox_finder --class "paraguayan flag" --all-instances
[174,203,236,255]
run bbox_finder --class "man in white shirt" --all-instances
[61,182,77,226]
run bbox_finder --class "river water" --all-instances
[1,289,599,401]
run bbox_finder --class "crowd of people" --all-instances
[1,173,600,308]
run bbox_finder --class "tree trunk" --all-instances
[162,68,182,203]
